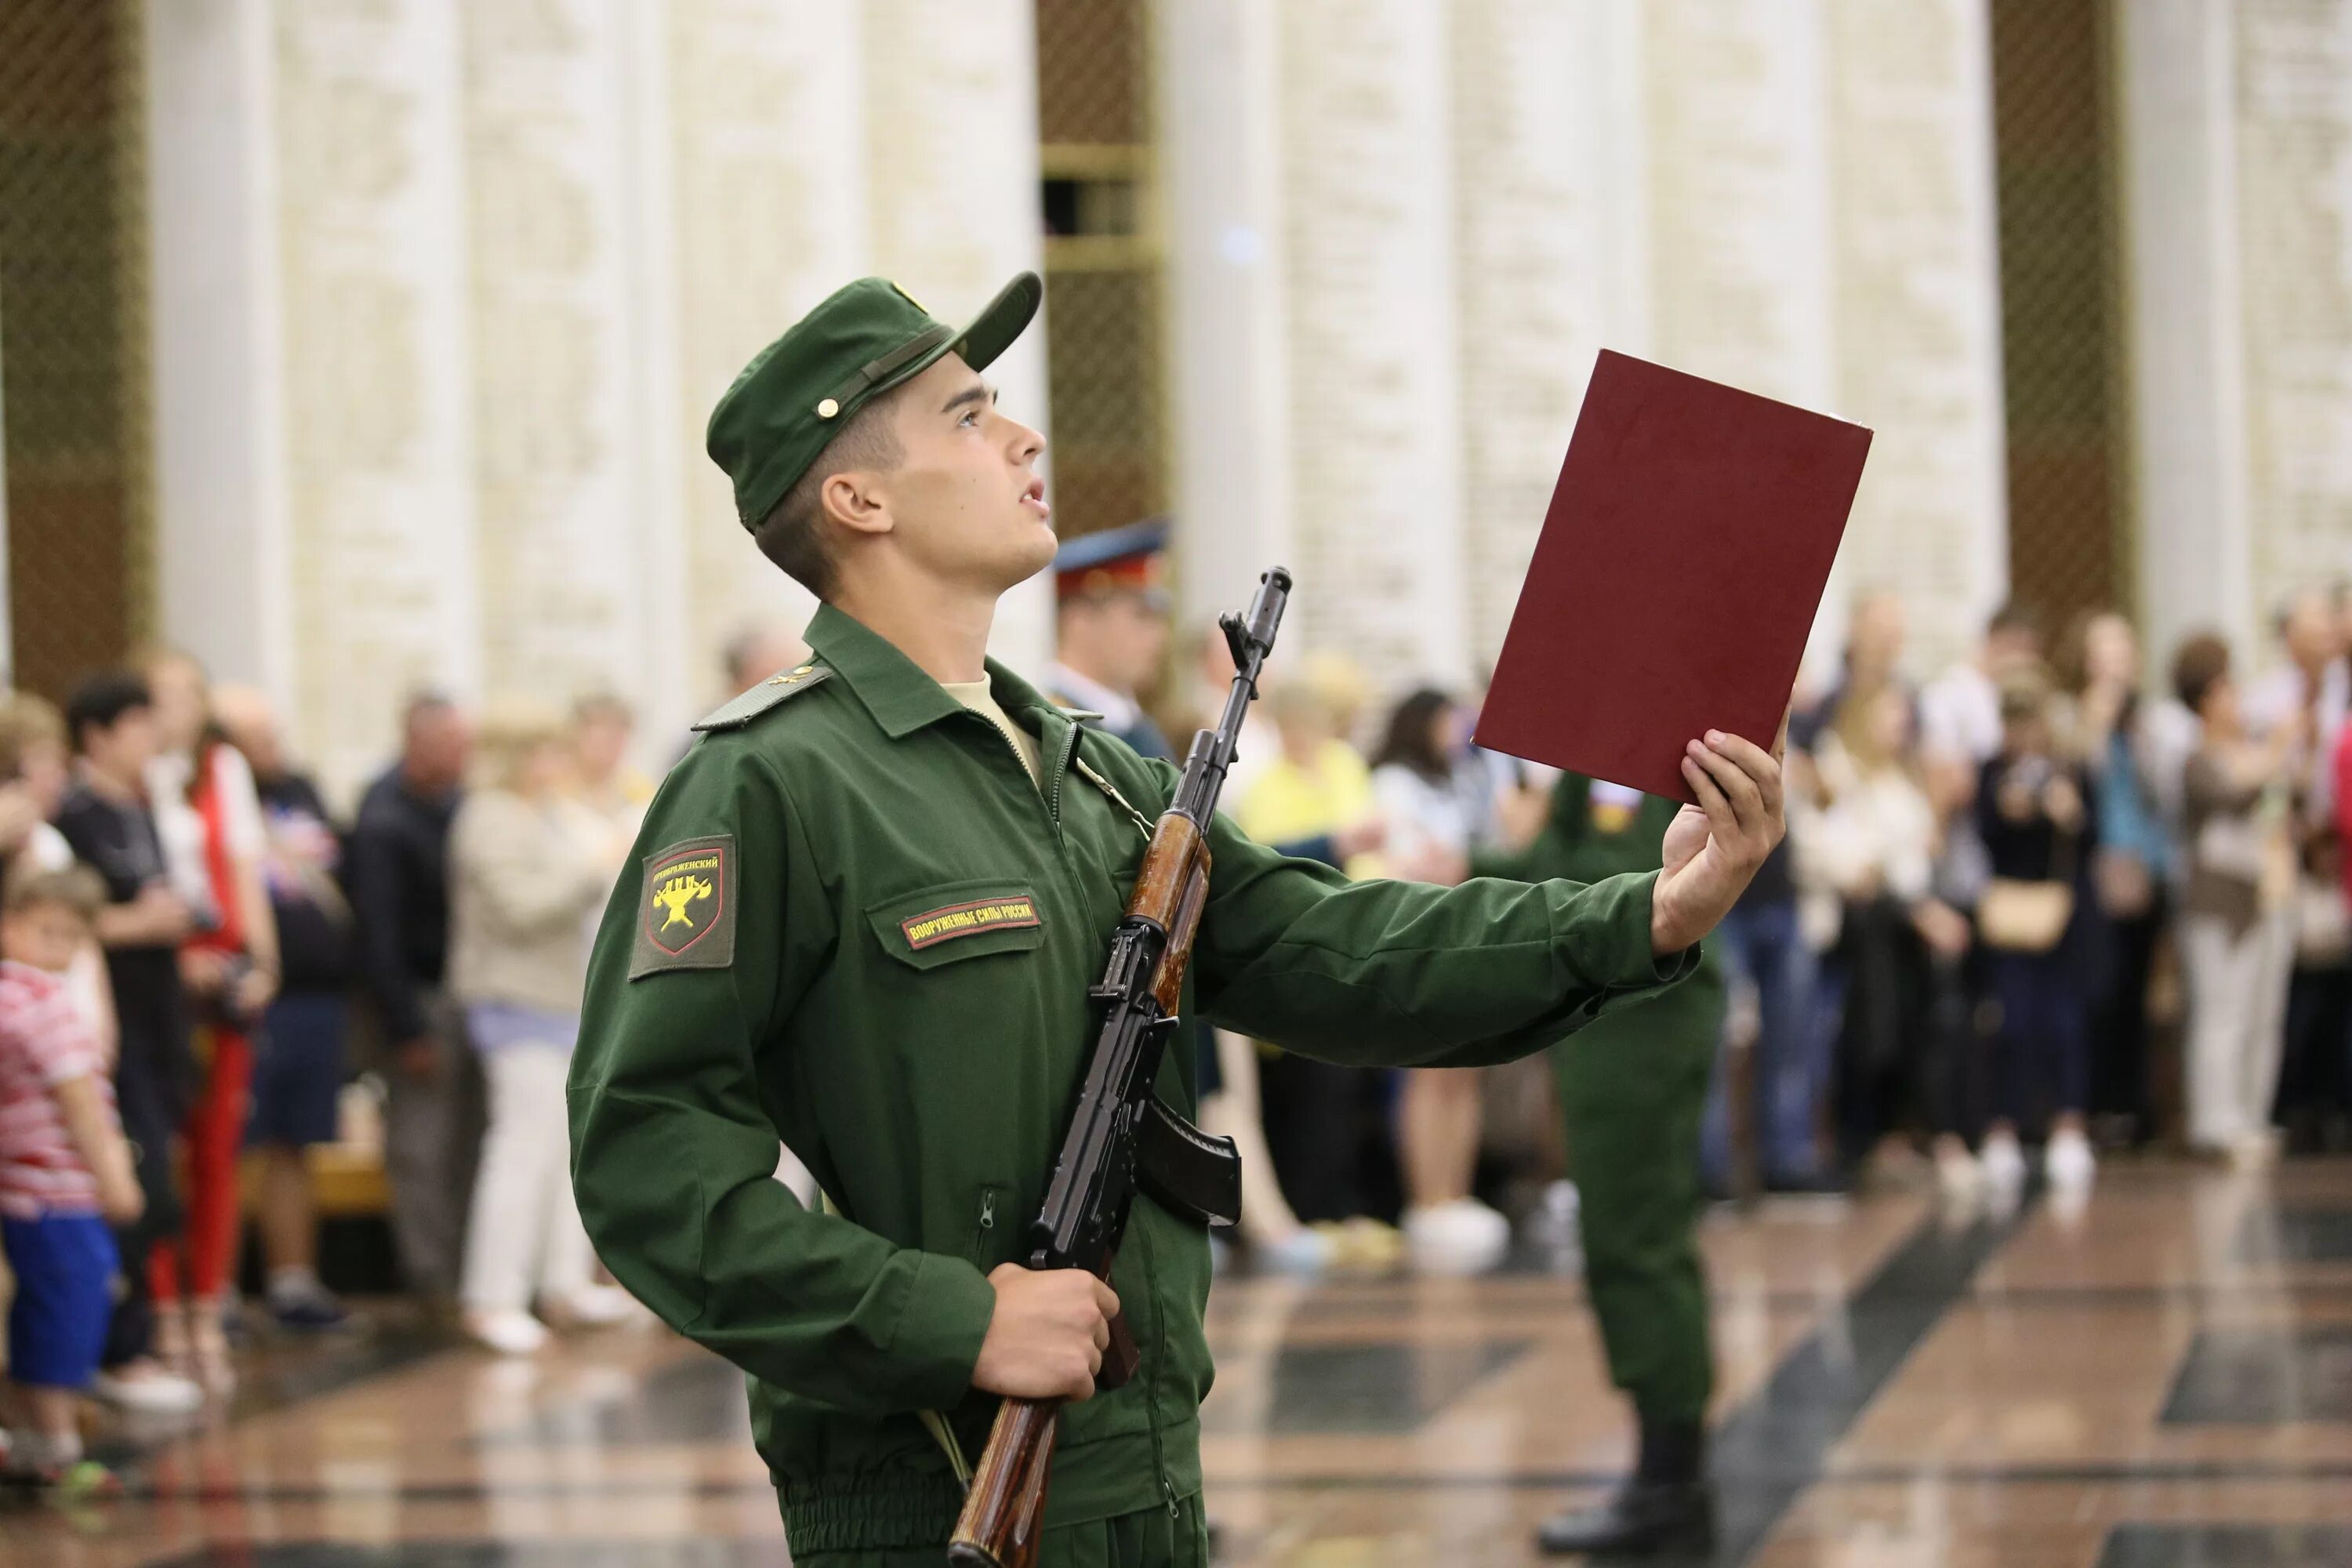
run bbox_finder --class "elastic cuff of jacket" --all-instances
[1573,870,1699,993]
[885,1251,997,1410]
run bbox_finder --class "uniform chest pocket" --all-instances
[866,880,1049,971]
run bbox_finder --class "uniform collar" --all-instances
[803,601,1080,741]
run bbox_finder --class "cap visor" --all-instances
[951,271,1044,372]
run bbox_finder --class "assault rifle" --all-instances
[948,566,1292,1566]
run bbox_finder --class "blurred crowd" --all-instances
[1160,581,2352,1276]
[2,577,2348,1485]
[0,626,773,1484]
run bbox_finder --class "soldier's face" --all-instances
[877,354,1055,591]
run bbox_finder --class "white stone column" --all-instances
[2225,1,2352,643]
[653,0,870,714]
[1272,0,1470,693]
[145,0,292,703]
[2120,0,2254,663]
[1821,0,2009,675]
[272,0,478,800]
[1637,1,1848,670]
[459,0,646,717]
[151,0,480,802]
[1157,0,1297,633]
[1642,0,1836,408]
[1450,0,1650,667]
[862,0,1053,675]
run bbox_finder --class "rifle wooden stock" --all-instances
[948,1396,1059,1568]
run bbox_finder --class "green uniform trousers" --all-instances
[796,1492,1209,1568]
[1549,962,1724,1423]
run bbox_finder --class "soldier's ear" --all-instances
[819,468,893,539]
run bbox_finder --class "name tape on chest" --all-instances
[630,834,739,979]
[900,896,1042,951]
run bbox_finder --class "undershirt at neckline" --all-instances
[941,679,1042,789]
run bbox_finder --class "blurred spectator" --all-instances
[1711,591,1914,1195]
[1237,682,1385,872]
[1808,685,1948,1178]
[1973,670,2097,1202]
[53,672,201,1414]
[2247,593,2352,1145]
[0,865,142,1491]
[1045,519,1176,760]
[141,650,278,1393]
[0,695,76,875]
[2339,711,2352,903]
[215,684,356,1330]
[1370,688,1507,1274]
[0,695,112,1058]
[2244,588,2348,817]
[1792,589,1911,749]
[1183,620,1278,802]
[1302,652,1376,752]
[1236,681,1395,1264]
[571,692,654,836]
[1177,623,1319,1271]
[2056,612,2171,1146]
[1919,601,2045,771]
[348,692,477,1303]
[448,704,633,1353]
[2172,634,2300,1162]
[720,622,809,701]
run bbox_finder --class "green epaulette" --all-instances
[691,664,835,732]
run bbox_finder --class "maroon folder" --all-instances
[1474,350,1871,803]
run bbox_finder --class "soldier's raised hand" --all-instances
[1649,727,1786,956]
[971,1264,1120,1403]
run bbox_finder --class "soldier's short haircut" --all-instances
[753,388,907,602]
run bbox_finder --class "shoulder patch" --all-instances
[692,664,835,732]
[629,834,739,978]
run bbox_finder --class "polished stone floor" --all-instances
[5,1160,2350,1566]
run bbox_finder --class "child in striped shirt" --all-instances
[0,865,141,1492]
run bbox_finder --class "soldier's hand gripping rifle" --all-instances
[948,566,1293,1568]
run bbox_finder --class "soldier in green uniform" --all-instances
[566,272,1784,1567]
[1478,773,1728,1557]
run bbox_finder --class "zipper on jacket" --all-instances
[957,711,1065,835]
[968,1187,1000,1262]
[1046,720,1082,826]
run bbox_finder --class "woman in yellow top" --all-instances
[1234,681,1397,1265]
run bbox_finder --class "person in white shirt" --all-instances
[2241,587,2350,821]
[1368,688,1512,1274]
[1918,601,2046,772]
[140,649,281,1393]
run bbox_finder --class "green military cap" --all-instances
[706,272,1044,532]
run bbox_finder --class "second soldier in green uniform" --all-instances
[567,273,1785,1567]
[1478,773,1729,1556]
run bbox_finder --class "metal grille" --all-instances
[0,0,151,699]
[1036,0,1148,145]
[1988,0,2130,628]
[1033,0,1166,546]
[1040,265,1164,540]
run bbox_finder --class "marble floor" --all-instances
[5,1160,2349,1566]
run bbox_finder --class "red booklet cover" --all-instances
[1474,350,1871,803]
